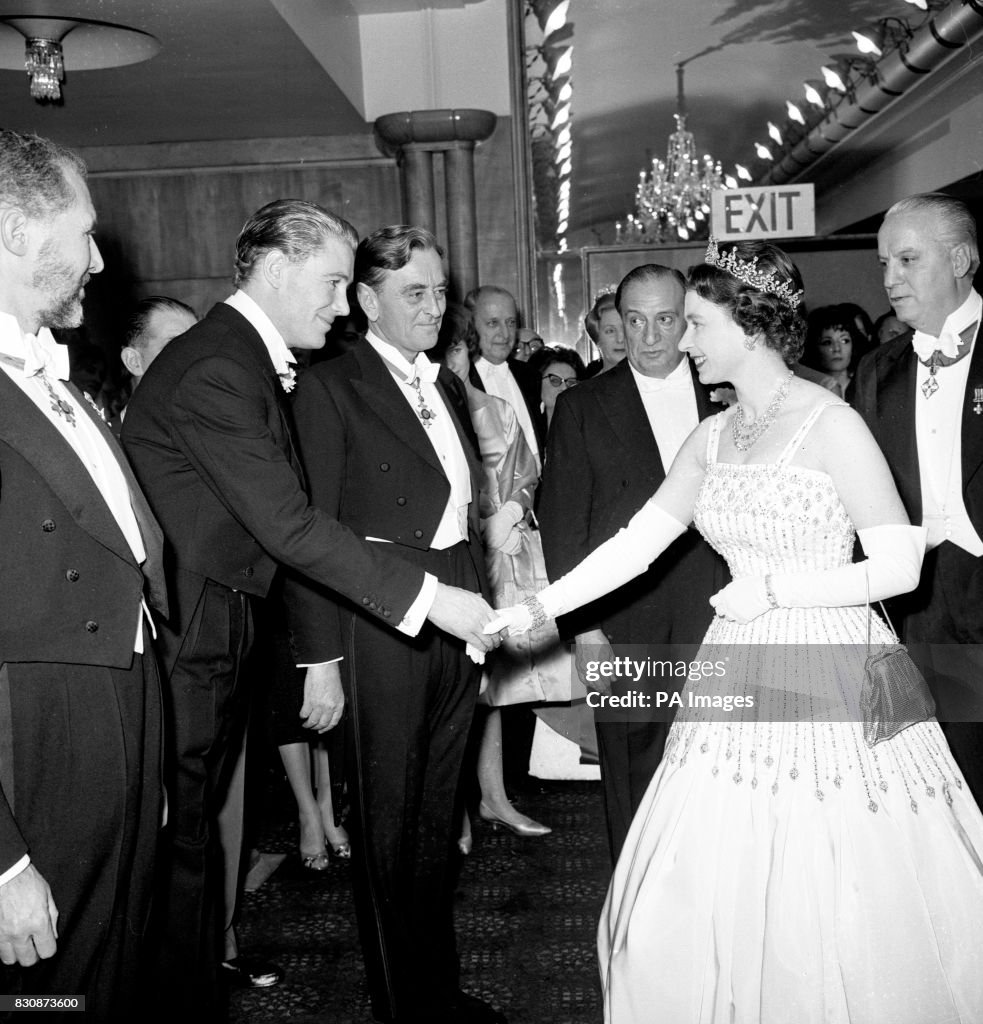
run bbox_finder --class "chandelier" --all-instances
[0,16,160,104]
[616,64,725,244]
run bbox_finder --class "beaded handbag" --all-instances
[860,570,935,748]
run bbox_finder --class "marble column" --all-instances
[375,108,497,300]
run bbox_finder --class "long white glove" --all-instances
[482,501,524,554]
[709,523,927,624]
[485,500,687,634]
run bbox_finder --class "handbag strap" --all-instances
[865,562,898,655]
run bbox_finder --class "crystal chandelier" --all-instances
[616,64,724,244]
[25,38,65,101]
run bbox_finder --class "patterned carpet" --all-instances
[230,779,609,1024]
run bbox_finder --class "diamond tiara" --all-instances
[704,237,804,310]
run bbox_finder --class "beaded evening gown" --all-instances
[598,403,983,1024]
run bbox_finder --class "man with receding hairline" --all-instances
[539,263,726,863]
[122,201,500,1019]
[854,191,983,805]
[0,128,166,1019]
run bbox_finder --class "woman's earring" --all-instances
[744,336,757,351]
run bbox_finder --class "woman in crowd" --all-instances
[801,303,872,400]
[492,239,983,1023]
[584,290,626,377]
[437,305,553,845]
[530,346,585,428]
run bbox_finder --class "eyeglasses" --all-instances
[542,372,578,389]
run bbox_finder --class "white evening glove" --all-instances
[482,501,524,552]
[709,524,927,623]
[485,500,687,635]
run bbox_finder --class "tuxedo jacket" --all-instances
[284,342,489,664]
[468,357,547,461]
[852,326,983,531]
[0,372,166,870]
[121,303,423,637]
[538,358,727,645]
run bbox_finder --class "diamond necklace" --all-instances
[731,371,793,452]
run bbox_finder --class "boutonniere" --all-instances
[278,366,297,393]
[709,386,738,407]
[972,385,983,415]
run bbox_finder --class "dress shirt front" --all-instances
[913,289,983,555]
[474,356,541,473]
[629,356,700,473]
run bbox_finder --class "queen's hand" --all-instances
[483,595,548,637]
[709,577,771,623]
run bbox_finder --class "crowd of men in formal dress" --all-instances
[0,125,979,1024]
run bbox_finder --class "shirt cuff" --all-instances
[399,573,438,636]
[0,855,30,888]
[296,658,343,668]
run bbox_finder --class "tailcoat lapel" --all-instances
[599,361,667,479]
[351,343,444,475]
[876,336,922,523]
[0,373,140,570]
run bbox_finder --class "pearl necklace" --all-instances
[731,371,793,452]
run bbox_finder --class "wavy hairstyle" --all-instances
[687,240,806,365]
[234,200,358,286]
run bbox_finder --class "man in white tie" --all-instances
[854,192,983,803]
[0,128,167,1017]
[283,225,506,1024]
[538,264,726,862]
[464,286,545,468]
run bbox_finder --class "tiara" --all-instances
[704,237,803,310]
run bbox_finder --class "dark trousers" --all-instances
[343,542,482,1024]
[150,579,253,1022]
[0,645,161,1023]
[902,541,983,808]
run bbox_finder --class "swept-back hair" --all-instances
[884,192,979,273]
[354,224,444,290]
[615,264,685,315]
[234,199,358,286]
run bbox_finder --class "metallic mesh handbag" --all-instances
[861,571,935,748]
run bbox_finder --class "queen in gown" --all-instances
[493,240,983,1023]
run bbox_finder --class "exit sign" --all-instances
[710,184,815,240]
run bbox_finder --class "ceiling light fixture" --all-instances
[615,63,726,244]
[0,16,160,103]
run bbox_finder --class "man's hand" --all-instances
[300,662,345,733]
[0,865,58,967]
[574,628,615,696]
[428,584,502,653]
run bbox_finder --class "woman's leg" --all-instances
[278,741,329,865]
[477,709,551,835]
[315,742,350,856]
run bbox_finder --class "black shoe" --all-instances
[444,991,507,1024]
[220,955,284,989]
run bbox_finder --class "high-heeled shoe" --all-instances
[478,801,551,837]
[324,827,351,860]
[300,850,331,872]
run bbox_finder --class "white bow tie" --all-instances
[412,357,440,385]
[911,327,963,363]
[25,329,71,380]
[482,359,511,379]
